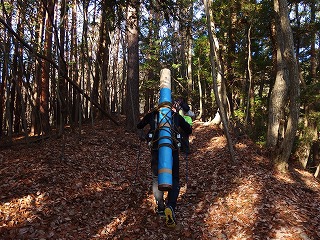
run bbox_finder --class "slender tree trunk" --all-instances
[204,0,236,163]
[0,62,4,137]
[310,1,317,82]
[245,25,253,126]
[226,1,237,119]
[111,28,120,113]
[0,37,9,138]
[197,57,203,120]
[40,0,55,134]
[314,139,320,178]
[57,0,68,135]
[12,10,24,133]
[126,0,140,131]
[296,0,318,169]
[186,0,193,100]
[71,0,79,124]
[81,0,89,119]
[30,3,45,135]
[10,14,19,134]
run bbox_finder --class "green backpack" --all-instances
[183,115,193,126]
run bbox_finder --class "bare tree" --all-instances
[204,0,236,163]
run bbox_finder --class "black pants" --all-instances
[181,132,190,153]
[151,150,180,211]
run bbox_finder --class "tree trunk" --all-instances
[92,5,108,118]
[40,0,55,134]
[81,0,89,119]
[12,10,24,133]
[226,1,237,119]
[30,3,45,136]
[57,0,68,135]
[245,24,253,126]
[111,27,120,113]
[197,57,203,120]
[313,139,320,178]
[204,0,236,163]
[0,37,10,138]
[126,0,140,131]
[296,0,319,169]
[270,0,300,172]
[71,0,80,125]
[186,0,193,100]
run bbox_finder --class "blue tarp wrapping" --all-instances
[158,70,173,191]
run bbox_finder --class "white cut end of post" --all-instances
[160,68,171,90]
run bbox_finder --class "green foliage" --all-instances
[172,63,181,69]
[234,109,245,120]
[1,1,13,13]
[251,96,268,144]
[301,82,320,106]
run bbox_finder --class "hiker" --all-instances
[173,99,195,153]
[137,106,192,228]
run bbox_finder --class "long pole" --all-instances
[157,68,173,191]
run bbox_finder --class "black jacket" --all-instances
[137,109,192,150]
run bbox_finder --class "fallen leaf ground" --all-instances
[0,117,320,240]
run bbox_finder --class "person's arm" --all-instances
[137,111,153,129]
[177,114,192,135]
[186,109,195,118]
[180,102,190,112]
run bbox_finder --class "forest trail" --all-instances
[0,118,320,240]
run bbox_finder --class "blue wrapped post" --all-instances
[158,68,173,191]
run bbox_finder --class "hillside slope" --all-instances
[1,118,320,239]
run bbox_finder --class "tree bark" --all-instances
[269,0,300,172]
[204,0,236,163]
[0,9,119,126]
[57,0,68,135]
[40,0,55,134]
[197,57,203,120]
[126,0,140,131]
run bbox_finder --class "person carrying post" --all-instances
[137,104,192,228]
[173,99,195,153]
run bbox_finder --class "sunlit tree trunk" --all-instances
[268,0,300,172]
[197,57,203,120]
[245,25,253,126]
[186,0,193,101]
[204,0,235,162]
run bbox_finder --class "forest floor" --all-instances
[0,117,320,240]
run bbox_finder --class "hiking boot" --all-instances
[164,206,176,228]
[155,206,165,217]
